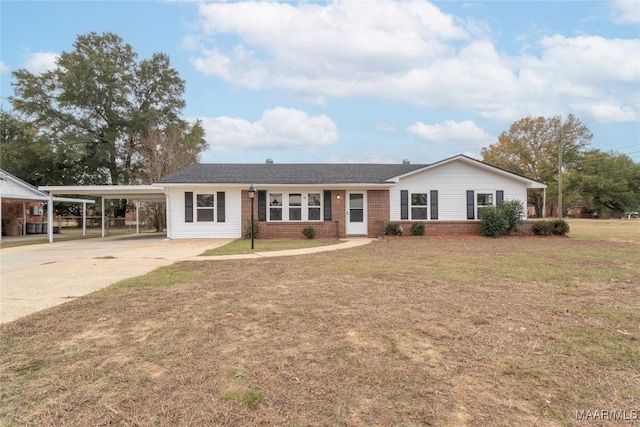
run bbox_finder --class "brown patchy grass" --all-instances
[1,237,639,426]
[566,218,640,243]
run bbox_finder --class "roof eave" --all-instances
[155,182,395,189]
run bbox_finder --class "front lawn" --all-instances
[1,234,638,426]
[201,238,341,255]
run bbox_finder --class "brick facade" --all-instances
[241,189,347,239]
[240,189,533,239]
[367,190,389,238]
[1,200,47,235]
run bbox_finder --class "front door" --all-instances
[346,192,367,235]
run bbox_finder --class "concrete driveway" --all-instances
[0,234,231,324]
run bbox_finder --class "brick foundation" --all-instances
[376,220,537,237]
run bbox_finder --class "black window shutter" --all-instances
[430,190,438,220]
[185,192,193,223]
[258,190,267,221]
[323,190,332,221]
[466,190,475,220]
[400,190,409,220]
[217,192,225,222]
[496,190,504,205]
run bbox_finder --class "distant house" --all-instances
[153,154,547,239]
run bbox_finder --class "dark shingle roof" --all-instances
[156,163,428,185]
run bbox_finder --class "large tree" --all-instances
[9,32,207,216]
[481,115,592,217]
[136,121,207,230]
[566,150,640,218]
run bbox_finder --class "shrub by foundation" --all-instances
[385,222,403,236]
[410,222,425,236]
[302,225,316,239]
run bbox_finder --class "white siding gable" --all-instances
[390,159,529,221]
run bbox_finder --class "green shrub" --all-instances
[302,225,316,239]
[532,221,553,235]
[410,222,425,236]
[479,200,526,237]
[499,200,526,233]
[550,219,570,235]
[244,221,260,239]
[385,222,403,236]
[531,219,569,236]
[479,206,509,238]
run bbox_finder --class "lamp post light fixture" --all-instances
[248,184,256,250]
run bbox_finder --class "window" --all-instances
[477,192,493,219]
[270,193,282,221]
[289,193,302,220]
[197,194,214,222]
[411,193,428,220]
[308,193,321,221]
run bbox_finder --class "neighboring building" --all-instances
[1,169,48,236]
[154,154,547,239]
[1,168,94,238]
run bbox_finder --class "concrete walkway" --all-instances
[0,235,371,324]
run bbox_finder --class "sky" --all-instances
[1,0,639,164]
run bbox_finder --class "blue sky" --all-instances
[1,0,639,164]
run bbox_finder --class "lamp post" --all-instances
[248,184,256,250]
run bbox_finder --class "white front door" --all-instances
[346,192,367,235]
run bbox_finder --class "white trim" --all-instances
[155,182,393,190]
[39,185,165,202]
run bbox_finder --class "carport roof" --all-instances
[38,185,166,202]
[1,169,94,204]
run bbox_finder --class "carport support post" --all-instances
[135,201,140,234]
[48,193,54,243]
[82,202,87,236]
[101,197,105,238]
[22,202,26,236]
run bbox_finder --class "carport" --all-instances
[38,185,166,243]
[0,169,94,242]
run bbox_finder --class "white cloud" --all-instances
[188,1,640,124]
[375,123,396,133]
[406,120,494,148]
[195,107,338,150]
[22,51,59,73]
[609,0,640,24]
[0,61,9,73]
[570,102,637,123]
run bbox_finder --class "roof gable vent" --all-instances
[402,159,410,165]
[266,159,274,164]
